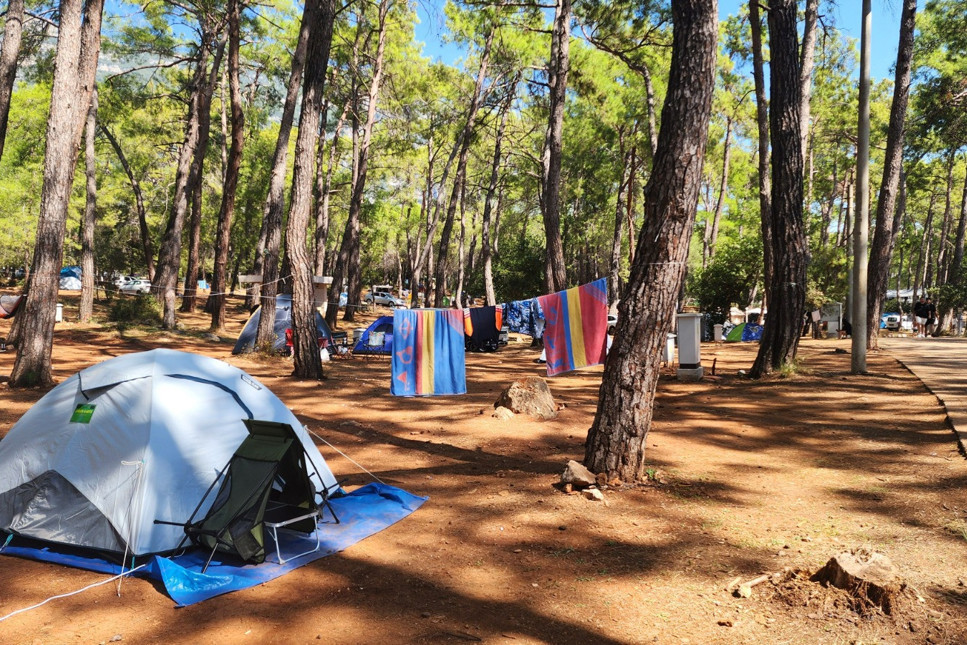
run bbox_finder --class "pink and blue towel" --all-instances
[537,278,609,376]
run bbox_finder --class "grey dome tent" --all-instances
[232,294,333,355]
[0,349,339,558]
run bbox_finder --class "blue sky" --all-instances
[415,0,918,81]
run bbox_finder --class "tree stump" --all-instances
[811,548,905,614]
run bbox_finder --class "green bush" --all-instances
[109,294,162,327]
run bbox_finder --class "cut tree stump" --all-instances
[811,548,905,614]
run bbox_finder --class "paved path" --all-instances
[880,336,967,454]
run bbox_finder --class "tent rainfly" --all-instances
[0,349,339,557]
[232,294,333,355]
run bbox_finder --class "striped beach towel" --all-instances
[391,309,467,396]
[537,278,609,376]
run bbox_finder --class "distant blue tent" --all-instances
[353,316,394,356]
[59,265,82,291]
[232,294,332,355]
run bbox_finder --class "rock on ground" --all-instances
[492,406,515,420]
[494,376,557,420]
[561,460,596,488]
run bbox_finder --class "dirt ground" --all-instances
[1,293,966,645]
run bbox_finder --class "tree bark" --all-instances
[9,0,104,387]
[101,125,154,280]
[706,115,732,264]
[609,134,631,309]
[79,89,97,323]
[209,0,245,331]
[540,0,571,294]
[913,193,936,299]
[153,27,216,328]
[286,0,335,379]
[865,0,916,350]
[0,0,25,162]
[433,25,494,308]
[751,0,806,379]
[180,35,225,314]
[584,0,716,482]
[482,88,510,307]
[799,0,819,166]
[253,0,315,342]
[314,95,348,276]
[749,0,773,314]
[329,0,390,325]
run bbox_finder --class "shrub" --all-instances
[109,294,162,327]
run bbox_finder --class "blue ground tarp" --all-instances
[1,483,425,606]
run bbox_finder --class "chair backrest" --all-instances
[185,420,317,564]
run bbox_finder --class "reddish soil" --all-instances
[1,294,966,644]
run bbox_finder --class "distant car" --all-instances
[607,313,618,334]
[114,275,137,288]
[365,291,404,307]
[882,313,901,331]
[119,279,151,294]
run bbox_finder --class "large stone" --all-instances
[494,376,557,420]
[561,460,597,488]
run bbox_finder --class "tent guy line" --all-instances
[306,427,387,485]
[0,564,148,623]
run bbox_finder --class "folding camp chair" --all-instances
[168,420,339,572]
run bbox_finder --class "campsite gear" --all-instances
[537,278,609,377]
[168,420,339,571]
[232,294,333,355]
[724,322,763,342]
[503,299,544,337]
[391,309,466,396]
[464,306,503,352]
[0,349,339,557]
[352,315,394,356]
[0,293,25,319]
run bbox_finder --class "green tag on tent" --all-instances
[70,404,96,424]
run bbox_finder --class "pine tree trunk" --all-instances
[210,0,245,331]
[181,36,226,314]
[799,0,818,165]
[431,27,494,308]
[584,0,716,482]
[79,89,97,323]
[329,0,390,324]
[101,126,154,280]
[865,0,916,350]
[286,0,335,379]
[481,82,513,307]
[314,96,348,276]
[10,0,104,387]
[749,0,773,312]
[153,30,217,328]
[0,0,25,162]
[540,0,571,294]
[751,0,806,379]
[708,115,732,261]
[253,0,315,340]
[609,136,631,309]
[936,154,956,287]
